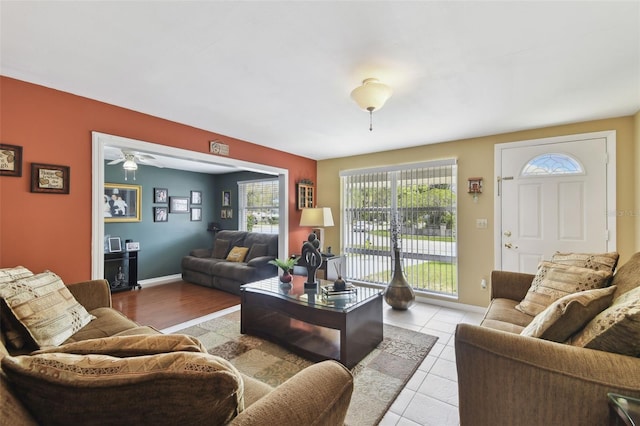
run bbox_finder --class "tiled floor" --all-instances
[379,300,485,426]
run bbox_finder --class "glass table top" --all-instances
[608,393,640,425]
[241,275,382,312]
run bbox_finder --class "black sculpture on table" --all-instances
[302,233,323,288]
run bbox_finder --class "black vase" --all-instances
[383,248,415,310]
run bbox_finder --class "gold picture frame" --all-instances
[104,183,142,222]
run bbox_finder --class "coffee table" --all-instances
[240,275,383,369]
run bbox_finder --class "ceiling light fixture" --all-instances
[122,154,138,181]
[350,78,393,131]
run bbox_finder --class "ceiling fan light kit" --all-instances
[350,78,393,131]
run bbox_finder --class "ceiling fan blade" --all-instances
[107,158,124,165]
[137,154,156,160]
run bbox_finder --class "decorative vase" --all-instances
[384,248,415,310]
[280,271,292,283]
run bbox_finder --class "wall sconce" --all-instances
[468,177,483,203]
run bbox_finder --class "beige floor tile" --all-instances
[430,357,458,382]
[402,393,459,426]
[418,373,459,407]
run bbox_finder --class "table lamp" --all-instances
[299,207,334,253]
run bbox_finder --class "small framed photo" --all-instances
[154,207,168,222]
[108,237,122,253]
[105,183,141,222]
[191,207,202,221]
[222,191,231,206]
[191,190,202,205]
[154,187,168,203]
[221,208,233,219]
[169,196,189,213]
[0,144,23,177]
[30,163,70,194]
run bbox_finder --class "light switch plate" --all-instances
[476,218,488,229]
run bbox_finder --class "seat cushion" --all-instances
[480,298,534,334]
[515,262,612,316]
[62,307,140,343]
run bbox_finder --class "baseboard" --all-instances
[138,274,182,288]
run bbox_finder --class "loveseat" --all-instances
[455,252,640,426]
[182,230,278,295]
[1,274,353,425]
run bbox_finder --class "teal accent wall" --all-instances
[105,163,216,280]
[215,171,276,230]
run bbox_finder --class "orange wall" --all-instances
[0,76,315,283]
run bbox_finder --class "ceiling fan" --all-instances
[106,148,164,181]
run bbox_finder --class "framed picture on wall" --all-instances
[169,196,189,213]
[191,190,202,205]
[154,187,168,203]
[0,144,23,177]
[191,207,202,221]
[30,163,70,194]
[105,183,141,222]
[222,191,231,206]
[154,207,168,222]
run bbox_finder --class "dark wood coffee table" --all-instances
[240,275,383,369]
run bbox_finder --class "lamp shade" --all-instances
[122,159,138,171]
[299,207,334,227]
[350,78,393,112]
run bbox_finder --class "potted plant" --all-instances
[268,257,299,283]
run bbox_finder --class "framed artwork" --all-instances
[0,144,23,177]
[221,208,233,219]
[169,196,189,213]
[154,207,168,222]
[191,190,202,205]
[108,237,122,253]
[191,207,202,221]
[30,163,70,194]
[222,191,231,206]
[104,183,141,222]
[154,187,168,203]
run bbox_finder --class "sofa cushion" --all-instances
[2,351,245,426]
[227,246,249,262]
[62,307,140,343]
[480,298,534,334]
[520,286,616,342]
[551,251,619,274]
[569,286,640,356]
[0,272,95,347]
[212,238,231,259]
[246,243,268,262]
[515,262,612,316]
[609,251,640,300]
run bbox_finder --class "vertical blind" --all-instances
[237,178,279,234]
[340,159,458,296]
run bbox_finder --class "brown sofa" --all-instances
[455,253,640,426]
[1,279,353,425]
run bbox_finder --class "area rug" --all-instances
[172,310,438,425]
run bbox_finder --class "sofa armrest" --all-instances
[66,279,112,311]
[229,360,353,426]
[189,248,212,258]
[490,270,535,301]
[246,256,275,268]
[455,323,640,426]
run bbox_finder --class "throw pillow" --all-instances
[569,286,640,356]
[0,266,33,283]
[520,286,616,342]
[212,238,231,259]
[0,266,35,349]
[33,334,207,357]
[226,246,249,263]
[0,272,95,347]
[515,261,612,316]
[2,351,244,425]
[608,251,640,300]
[245,243,268,262]
[551,251,619,274]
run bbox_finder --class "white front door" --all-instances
[495,131,616,273]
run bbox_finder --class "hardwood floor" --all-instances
[111,280,240,330]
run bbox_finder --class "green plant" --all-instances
[268,257,298,273]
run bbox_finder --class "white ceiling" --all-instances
[1,1,639,161]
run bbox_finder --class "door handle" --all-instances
[503,231,512,237]
[504,243,518,249]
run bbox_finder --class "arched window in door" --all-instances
[521,153,584,176]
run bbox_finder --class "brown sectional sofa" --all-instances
[455,252,640,426]
[1,279,353,425]
[181,230,278,295]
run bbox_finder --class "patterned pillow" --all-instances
[2,351,244,425]
[515,261,612,316]
[0,266,35,349]
[226,246,249,263]
[551,252,619,274]
[0,272,95,347]
[520,286,616,342]
[212,239,230,259]
[569,286,640,356]
[0,266,33,283]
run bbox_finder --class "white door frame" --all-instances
[494,130,616,270]
[91,131,289,280]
